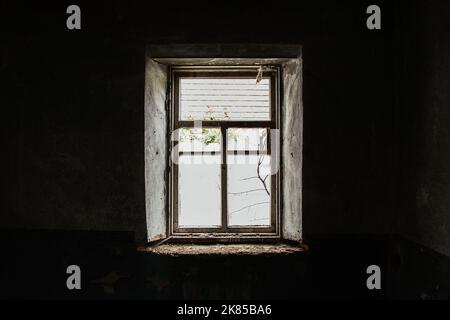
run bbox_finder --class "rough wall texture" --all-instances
[398,0,450,257]
[144,59,167,242]
[1,0,450,300]
[282,59,303,241]
[1,19,147,234]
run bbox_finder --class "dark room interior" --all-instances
[1,0,449,300]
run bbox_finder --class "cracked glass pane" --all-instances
[227,127,271,226]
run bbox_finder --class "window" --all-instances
[143,48,303,245]
[169,67,280,238]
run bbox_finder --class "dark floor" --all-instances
[0,230,448,299]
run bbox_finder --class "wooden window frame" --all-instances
[168,66,281,240]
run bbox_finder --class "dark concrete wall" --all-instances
[1,0,450,300]
[397,0,450,257]
[0,230,388,299]
[1,1,398,236]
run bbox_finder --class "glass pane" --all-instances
[227,154,271,226]
[178,154,221,227]
[180,78,270,121]
[227,128,267,152]
[177,127,221,152]
[177,127,222,228]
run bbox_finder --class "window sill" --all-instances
[136,243,306,257]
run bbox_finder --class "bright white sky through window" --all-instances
[180,78,270,121]
[177,76,272,229]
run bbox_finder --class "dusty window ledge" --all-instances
[136,243,306,256]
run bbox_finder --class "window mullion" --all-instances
[221,126,228,231]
